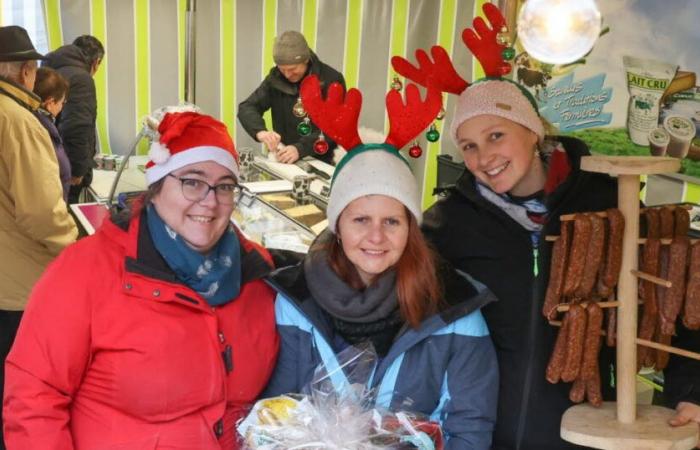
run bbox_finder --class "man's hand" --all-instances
[276,145,300,164]
[669,401,700,448]
[70,176,84,186]
[256,130,282,151]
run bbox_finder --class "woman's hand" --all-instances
[669,401,700,448]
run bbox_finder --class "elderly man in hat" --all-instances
[0,25,77,449]
[238,30,344,164]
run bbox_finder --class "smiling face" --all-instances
[456,114,545,197]
[151,161,236,254]
[336,195,409,286]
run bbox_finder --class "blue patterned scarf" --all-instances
[146,206,241,306]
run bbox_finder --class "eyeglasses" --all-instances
[167,174,241,205]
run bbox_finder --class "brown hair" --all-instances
[33,67,69,103]
[328,209,442,328]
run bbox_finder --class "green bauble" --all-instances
[502,47,516,61]
[297,121,311,136]
[426,128,440,142]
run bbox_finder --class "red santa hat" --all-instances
[145,112,239,185]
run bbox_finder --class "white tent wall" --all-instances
[40,0,482,208]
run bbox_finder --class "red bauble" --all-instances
[499,64,512,76]
[408,144,423,158]
[314,139,329,155]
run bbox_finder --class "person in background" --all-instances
[238,30,344,165]
[422,76,700,449]
[0,25,77,450]
[33,67,71,202]
[43,35,104,203]
[263,76,498,449]
[3,112,279,449]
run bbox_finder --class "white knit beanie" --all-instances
[450,78,545,145]
[326,144,422,233]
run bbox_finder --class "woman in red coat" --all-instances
[3,112,279,450]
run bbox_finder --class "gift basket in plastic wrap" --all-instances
[237,345,444,450]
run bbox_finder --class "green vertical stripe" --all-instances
[388,0,409,82]
[135,0,151,154]
[472,0,489,80]
[422,0,457,209]
[262,0,277,133]
[302,0,318,50]
[640,174,648,203]
[221,0,235,135]
[43,0,63,50]
[91,0,111,155]
[343,0,363,89]
[178,0,186,102]
[684,181,700,203]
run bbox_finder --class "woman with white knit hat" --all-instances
[395,4,700,449]
[264,75,499,449]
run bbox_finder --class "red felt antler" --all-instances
[385,83,442,150]
[391,46,468,95]
[391,4,511,95]
[462,3,511,77]
[299,75,362,150]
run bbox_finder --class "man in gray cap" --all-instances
[0,26,77,449]
[238,30,344,164]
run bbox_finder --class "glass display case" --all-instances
[84,142,328,253]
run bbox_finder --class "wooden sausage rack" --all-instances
[559,155,699,450]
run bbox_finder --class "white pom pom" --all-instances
[149,141,171,165]
[358,126,385,144]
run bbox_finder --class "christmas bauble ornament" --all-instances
[408,142,423,158]
[297,118,311,136]
[313,133,329,155]
[499,64,513,76]
[436,106,446,121]
[391,76,403,91]
[292,97,306,118]
[496,26,511,46]
[426,124,440,142]
[502,47,516,61]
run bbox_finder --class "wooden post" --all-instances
[560,156,697,449]
[616,174,640,424]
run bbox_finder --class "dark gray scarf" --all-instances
[304,245,403,356]
[304,247,398,323]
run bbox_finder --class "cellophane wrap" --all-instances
[237,345,444,449]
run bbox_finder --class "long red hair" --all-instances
[327,209,442,328]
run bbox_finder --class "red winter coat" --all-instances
[3,211,279,450]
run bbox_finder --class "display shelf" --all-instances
[562,403,698,450]
[559,155,698,449]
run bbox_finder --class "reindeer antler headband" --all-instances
[299,75,442,167]
[391,4,544,143]
[391,3,513,95]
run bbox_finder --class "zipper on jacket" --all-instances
[514,230,542,449]
[531,232,540,277]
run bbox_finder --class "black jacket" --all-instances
[238,52,344,164]
[43,45,97,179]
[422,136,700,450]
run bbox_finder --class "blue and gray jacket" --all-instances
[264,262,499,450]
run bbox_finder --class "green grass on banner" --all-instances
[566,128,700,179]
